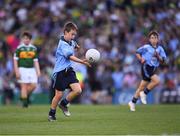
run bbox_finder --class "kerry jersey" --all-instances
[14,43,38,68]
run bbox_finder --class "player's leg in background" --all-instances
[48,90,63,121]
[26,83,37,104]
[140,75,160,104]
[134,80,149,100]
[129,80,148,111]
[27,83,36,94]
[143,74,160,95]
[20,83,28,107]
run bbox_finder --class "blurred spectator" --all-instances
[1,73,15,105]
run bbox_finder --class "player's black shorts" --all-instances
[141,64,156,82]
[52,67,79,91]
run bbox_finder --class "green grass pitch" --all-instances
[0,104,179,135]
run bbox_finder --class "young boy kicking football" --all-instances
[48,22,91,121]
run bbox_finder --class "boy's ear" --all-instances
[64,30,68,35]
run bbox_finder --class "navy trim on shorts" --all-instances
[141,64,156,82]
[53,67,79,91]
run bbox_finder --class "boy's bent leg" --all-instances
[137,80,149,104]
[134,80,148,98]
[129,80,148,111]
[146,74,160,91]
[59,83,82,117]
[51,90,63,109]
[140,91,147,104]
[48,90,63,121]
[67,83,82,101]
[59,101,71,117]
[140,75,160,104]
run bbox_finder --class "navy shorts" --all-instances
[53,67,79,91]
[141,64,156,82]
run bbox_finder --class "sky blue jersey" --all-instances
[136,43,167,67]
[53,36,77,74]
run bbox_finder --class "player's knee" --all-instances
[155,79,160,86]
[55,93,61,100]
[32,85,36,90]
[138,86,145,92]
[28,84,36,91]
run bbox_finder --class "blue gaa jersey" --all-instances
[53,36,77,74]
[136,43,167,67]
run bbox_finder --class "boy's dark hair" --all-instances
[148,30,159,38]
[63,22,78,33]
[21,31,32,39]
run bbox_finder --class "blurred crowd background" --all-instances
[0,0,180,105]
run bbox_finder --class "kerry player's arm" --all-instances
[13,58,20,79]
[33,49,41,77]
[13,49,20,79]
[34,60,41,77]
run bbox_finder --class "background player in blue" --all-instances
[48,22,91,121]
[128,31,167,111]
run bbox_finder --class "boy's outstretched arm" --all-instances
[69,55,91,67]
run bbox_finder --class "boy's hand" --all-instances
[140,58,145,64]
[136,53,145,64]
[75,44,80,49]
[15,71,20,79]
[74,44,80,50]
[154,51,160,58]
[154,50,164,63]
[82,59,91,67]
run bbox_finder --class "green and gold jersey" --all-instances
[14,43,38,68]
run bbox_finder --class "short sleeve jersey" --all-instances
[14,43,38,68]
[136,43,167,67]
[52,36,77,74]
